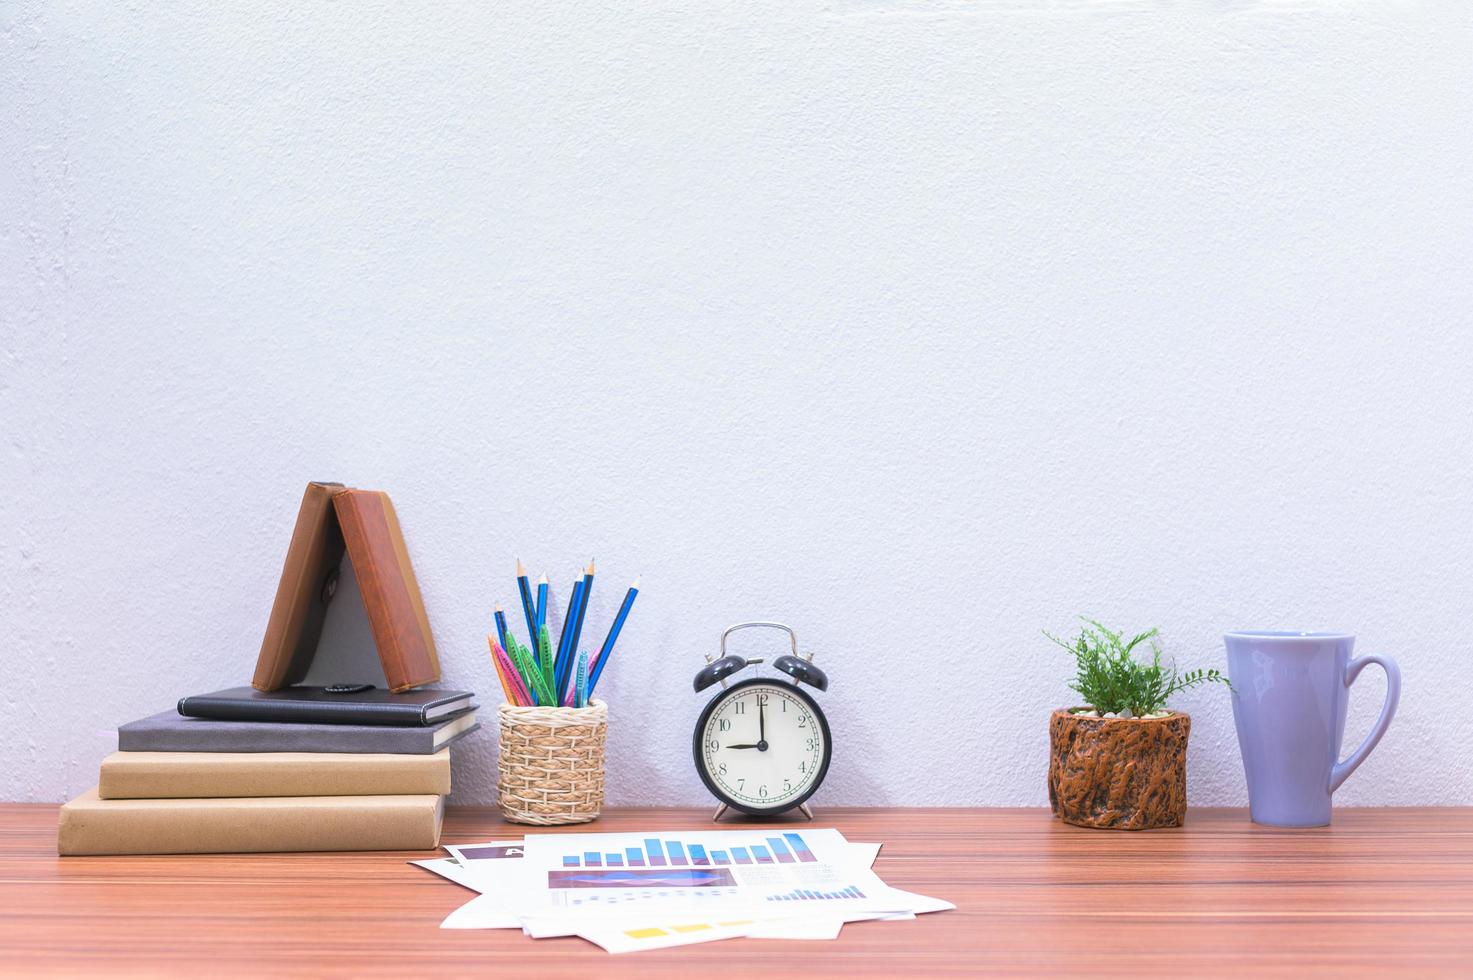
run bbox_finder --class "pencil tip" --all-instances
[538,573,548,584]
[516,558,526,574]
[587,558,596,574]
[632,577,640,588]
[494,603,502,612]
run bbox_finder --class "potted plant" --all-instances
[1045,618,1229,830]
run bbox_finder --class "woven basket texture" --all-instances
[496,700,608,825]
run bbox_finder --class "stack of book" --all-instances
[58,687,477,856]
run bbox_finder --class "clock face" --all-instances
[694,678,831,815]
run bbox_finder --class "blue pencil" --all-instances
[534,574,548,665]
[587,577,638,697]
[554,577,584,701]
[515,560,538,667]
[567,559,594,681]
[493,605,510,654]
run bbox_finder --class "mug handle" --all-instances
[1328,653,1402,793]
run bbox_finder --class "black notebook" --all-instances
[177,685,474,727]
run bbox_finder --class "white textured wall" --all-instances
[5,2,1472,807]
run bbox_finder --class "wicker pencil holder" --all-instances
[496,699,608,825]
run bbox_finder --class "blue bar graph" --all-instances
[784,833,818,863]
[557,833,819,871]
[766,885,866,902]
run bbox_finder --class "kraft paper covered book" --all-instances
[118,708,478,754]
[253,482,440,694]
[98,749,451,799]
[58,790,444,856]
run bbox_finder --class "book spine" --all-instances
[98,751,451,799]
[58,793,444,856]
[117,725,438,754]
[176,697,428,727]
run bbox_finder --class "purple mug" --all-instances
[1224,631,1401,827]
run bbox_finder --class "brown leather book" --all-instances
[332,489,441,692]
[252,481,346,691]
[253,483,440,693]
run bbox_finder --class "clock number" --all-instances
[783,779,791,791]
[798,716,807,727]
[755,693,769,707]
[737,778,745,790]
[718,763,727,776]
[806,738,817,751]
[759,785,768,798]
[733,701,746,715]
[718,719,731,732]
[800,761,807,774]
[781,700,787,712]
[707,739,720,752]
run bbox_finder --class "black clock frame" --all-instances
[692,676,833,817]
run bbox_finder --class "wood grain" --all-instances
[2,805,1470,977]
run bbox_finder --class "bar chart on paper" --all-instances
[521,827,893,914]
[556,832,820,869]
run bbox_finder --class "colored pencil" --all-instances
[493,605,510,655]
[512,634,554,706]
[587,577,638,696]
[492,637,533,706]
[553,577,584,702]
[538,624,555,704]
[516,560,538,668]
[561,558,594,703]
[487,635,517,704]
[534,574,548,664]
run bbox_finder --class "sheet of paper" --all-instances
[511,827,897,920]
[408,857,484,893]
[441,893,523,930]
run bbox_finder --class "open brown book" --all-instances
[252,482,440,693]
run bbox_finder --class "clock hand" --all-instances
[759,699,765,743]
[724,743,761,749]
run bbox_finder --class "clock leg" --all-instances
[711,803,729,823]
[798,802,815,821]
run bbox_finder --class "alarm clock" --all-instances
[692,622,831,821]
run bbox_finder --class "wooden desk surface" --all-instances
[2,805,1470,977]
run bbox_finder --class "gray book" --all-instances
[118,707,478,754]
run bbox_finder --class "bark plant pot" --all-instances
[1048,708,1190,830]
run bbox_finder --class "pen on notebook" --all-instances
[516,560,538,667]
[554,576,584,702]
[534,574,548,664]
[587,577,638,696]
